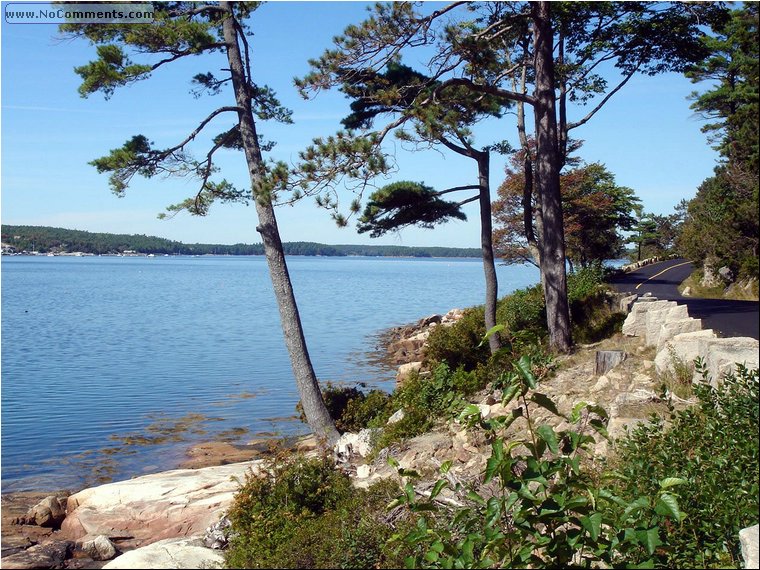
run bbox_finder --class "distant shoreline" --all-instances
[1,224,482,259]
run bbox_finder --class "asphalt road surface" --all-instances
[610,258,759,340]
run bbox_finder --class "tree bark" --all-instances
[531,1,572,352]
[476,151,501,353]
[221,2,339,444]
[515,66,542,273]
[522,155,543,270]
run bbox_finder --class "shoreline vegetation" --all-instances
[1,268,758,569]
[1,225,482,258]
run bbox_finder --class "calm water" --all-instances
[1,255,538,492]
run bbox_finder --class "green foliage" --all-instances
[686,3,759,172]
[677,170,759,279]
[495,285,547,340]
[678,4,759,280]
[566,266,627,343]
[296,383,394,434]
[369,363,488,456]
[390,354,687,568]
[629,209,683,262]
[225,454,410,569]
[370,406,436,458]
[60,3,295,219]
[658,348,696,400]
[613,363,759,568]
[427,268,620,368]
[357,181,467,238]
[425,308,491,371]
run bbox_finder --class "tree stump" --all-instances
[595,350,626,375]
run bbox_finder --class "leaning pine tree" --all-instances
[61,1,339,444]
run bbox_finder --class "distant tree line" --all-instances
[0,225,482,258]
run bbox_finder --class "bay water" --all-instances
[1,255,538,492]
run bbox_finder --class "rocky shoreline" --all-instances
[2,299,757,569]
[0,310,450,569]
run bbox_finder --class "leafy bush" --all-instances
[425,307,490,370]
[369,364,487,456]
[612,363,759,568]
[567,264,606,303]
[296,382,394,433]
[427,270,621,369]
[390,355,686,568]
[495,284,547,339]
[225,454,411,569]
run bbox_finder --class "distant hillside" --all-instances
[1,225,482,258]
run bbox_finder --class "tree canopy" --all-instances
[494,160,639,269]
[678,4,759,279]
[356,181,469,238]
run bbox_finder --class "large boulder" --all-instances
[654,330,717,376]
[696,337,759,386]
[718,266,734,282]
[622,299,675,337]
[618,294,639,313]
[740,524,759,570]
[0,540,73,569]
[79,534,118,561]
[60,460,263,546]
[701,258,722,288]
[334,428,380,461]
[396,361,423,385]
[21,496,67,529]
[655,318,703,352]
[102,537,224,569]
[645,304,689,346]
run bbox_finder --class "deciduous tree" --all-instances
[494,160,639,269]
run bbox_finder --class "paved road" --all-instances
[610,258,759,340]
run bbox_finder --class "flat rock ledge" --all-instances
[102,537,224,570]
[59,460,264,559]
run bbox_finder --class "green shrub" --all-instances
[612,363,759,568]
[495,284,547,339]
[567,264,606,303]
[369,364,487,456]
[225,454,411,569]
[570,289,626,344]
[296,382,394,433]
[425,307,490,370]
[370,406,435,458]
[390,354,685,568]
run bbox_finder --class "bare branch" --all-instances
[437,77,536,106]
[150,43,227,72]
[567,63,640,130]
[159,106,241,158]
[437,135,471,157]
[437,184,481,195]
[166,4,225,19]
[457,195,480,207]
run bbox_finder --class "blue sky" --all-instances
[1,1,721,248]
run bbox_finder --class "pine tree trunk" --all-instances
[477,151,501,353]
[221,2,339,445]
[531,1,572,352]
